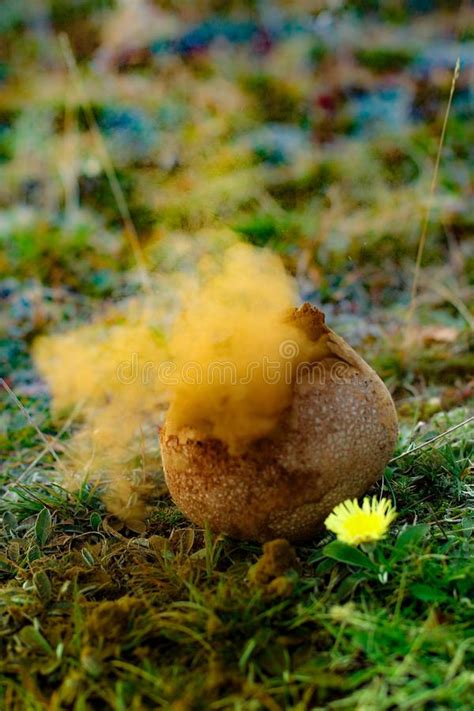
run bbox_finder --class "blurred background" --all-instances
[1,0,472,416]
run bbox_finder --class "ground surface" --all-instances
[0,1,473,709]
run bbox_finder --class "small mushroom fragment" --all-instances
[160,304,398,542]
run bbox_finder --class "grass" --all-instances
[0,422,472,709]
[1,1,473,709]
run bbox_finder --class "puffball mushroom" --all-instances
[160,304,398,543]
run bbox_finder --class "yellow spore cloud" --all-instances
[166,243,314,453]
[33,306,168,523]
[34,241,316,519]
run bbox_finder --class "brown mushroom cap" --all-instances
[160,304,398,542]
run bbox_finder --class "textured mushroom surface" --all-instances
[160,304,398,542]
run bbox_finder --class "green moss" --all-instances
[355,47,416,73]
[233,213,286,247]
[0,216,128,296]
[1,430,472,708]
[267,161,339,208]
[242,73,305,123]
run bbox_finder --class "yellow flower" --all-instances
[324,496,397,546]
